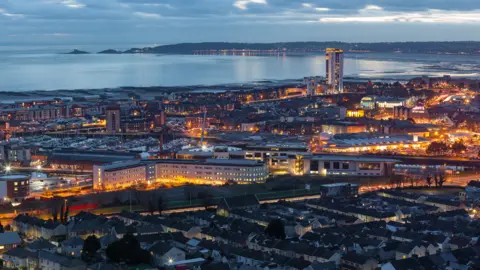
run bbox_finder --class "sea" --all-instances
[1,44,480,92]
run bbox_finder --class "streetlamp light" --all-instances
[36,165,42,170]
[5,166,11,173]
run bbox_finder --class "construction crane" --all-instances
[200,106,207,150]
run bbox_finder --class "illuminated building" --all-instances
[93,158,268,190]
[321,122,367,135]
[106,105,121,133]
[325,48,344,94]
[346,109,365,118]
[0,174,30,202]
[375,97,407,109]
[268,155,398,177]
[361,96,376,110]
[93,160,153,190]
[303,76,324,96]
[393,106,412,120]
[244,143,309,161]
[320,134,429,153]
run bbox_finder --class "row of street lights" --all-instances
[3,165,42,173]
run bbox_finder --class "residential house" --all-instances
[0,232,22,252]
[381,258,425,270]
[217,195,261,216]
[395,242,427,260]
[61,236,84,257]
[26,238,57,253]
[1,247,37,269]
[340,252,378,270]
[149,242,186,267]
[38,250,87,270]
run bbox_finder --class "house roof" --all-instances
[221,195,260,210]
[26,238,56,251]
[149,241,175,255]
[342,252,376,265]
[3,247,36,259]
[38,250,86,267]
[62,236,84,247]
[0,232,22,245]
[386,258,425,270]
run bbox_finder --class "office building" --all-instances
[269,155,398,177]
[106,105,121,133]
[93,158,268,190]
[394,106,412,120]
[325,48,344,94]
[0,174,30,202]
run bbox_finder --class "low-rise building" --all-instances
[93,158,269,190]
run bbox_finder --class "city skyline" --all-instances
[2,0,480,45]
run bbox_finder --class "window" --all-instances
[342,163,349,170]
[333,162,340,169]
[324,162,330,169]
[358,163,381,170]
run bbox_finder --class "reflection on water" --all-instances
[1,51,480,92]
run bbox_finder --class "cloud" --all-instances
[46,0,86,9]
[2,0,480,45]
[362,5,383,11]
[133,11,161,19]
[319,9,480,23]
[44,33,71,36]
[0,8,25,18]
[234,0,267,10]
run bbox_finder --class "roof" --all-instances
[26,238,56,251]
[38,250,86,267]
[0,232,22,245]
[307,155,399,163]
[3,247,36,259]
[149,241,175,255]
[201,263,230,270]
[62,236,84,247]
[386,258,425,270]
[342,252,376,265]
[221,194,260,210]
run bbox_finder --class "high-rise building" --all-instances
[325,48,344,94]
[106,105,121,133]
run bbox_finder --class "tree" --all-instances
[0,222,4,233]
[63,205,69,223]
[106,233,151,265]
[451,141,467,154]
[198,191,214,210]
[426,142,449,155]
[52,207,59,223]
[148,199,155,215]
[265,219,286,240]
[426,174,433,187]
[157,195,166,215]
[81,235,101,263]
[438,173,446,187]
[434,174,439,187]
[60,203,65,224]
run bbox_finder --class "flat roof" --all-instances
[307,155,399,163]
[0,174,30,181]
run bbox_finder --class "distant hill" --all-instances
[66,49,90,54]
[114,41,480,54]
[98,49,122,54]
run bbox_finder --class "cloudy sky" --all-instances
[2,0,480,45]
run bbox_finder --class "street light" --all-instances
[36,165,42,170]
[5,166,11,173]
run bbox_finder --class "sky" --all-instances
[2,0,480,46]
